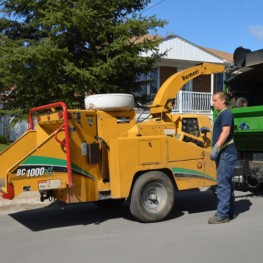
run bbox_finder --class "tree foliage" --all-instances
[0,0,166,117]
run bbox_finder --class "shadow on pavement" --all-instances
[9,201,134,231]
[9,189,254,231]
[170,188,253,219]
[173,189,218,215]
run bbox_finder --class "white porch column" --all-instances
[210,74,214,109]
[178,90,183,113]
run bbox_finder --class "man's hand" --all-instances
[210,144,220,160]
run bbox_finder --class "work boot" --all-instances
[229,213,236,220]
[208,215,229,224]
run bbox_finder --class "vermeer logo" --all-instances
[181,70,199,81]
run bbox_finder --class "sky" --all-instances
[143,0,263,54]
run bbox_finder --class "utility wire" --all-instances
[142,0,166,13]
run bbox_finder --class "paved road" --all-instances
[0,188,263,263]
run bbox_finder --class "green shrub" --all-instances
[0,135,8,144]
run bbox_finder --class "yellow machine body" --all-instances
[0,63,224,218]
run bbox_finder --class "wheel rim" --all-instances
[141,182,166,211]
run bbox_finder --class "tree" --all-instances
[0,0,167,118]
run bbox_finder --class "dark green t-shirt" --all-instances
[212,108,237,155]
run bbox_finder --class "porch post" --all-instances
[179,90,183,113]
[210,74,214,111]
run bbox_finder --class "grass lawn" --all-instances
[0,143,10,153]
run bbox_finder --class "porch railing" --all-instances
[173,91,212,113]
[151,91,212,113]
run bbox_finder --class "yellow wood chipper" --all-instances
[0,63,224,222]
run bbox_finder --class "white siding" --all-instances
[143,35,226,64]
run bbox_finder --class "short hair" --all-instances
[214,91,230,106]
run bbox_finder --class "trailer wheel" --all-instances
[129,171,175,223]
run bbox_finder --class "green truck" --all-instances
[224,47,263,191]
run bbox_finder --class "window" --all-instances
[215,73,224,91]
[138,68,159,104]
[178,68,193,92]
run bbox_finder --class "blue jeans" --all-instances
[216,152,237,218]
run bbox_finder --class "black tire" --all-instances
[235,97,248,108]
[93,198,125,209]
[129,171,175,223]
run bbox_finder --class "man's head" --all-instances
[212,91,229,111]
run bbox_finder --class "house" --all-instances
[1,34,233,140]
[139,34,233,113]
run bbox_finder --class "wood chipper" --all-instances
[0,62,224,222]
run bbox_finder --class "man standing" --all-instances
[208,91,237,224]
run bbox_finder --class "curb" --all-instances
[0,191,49,213]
